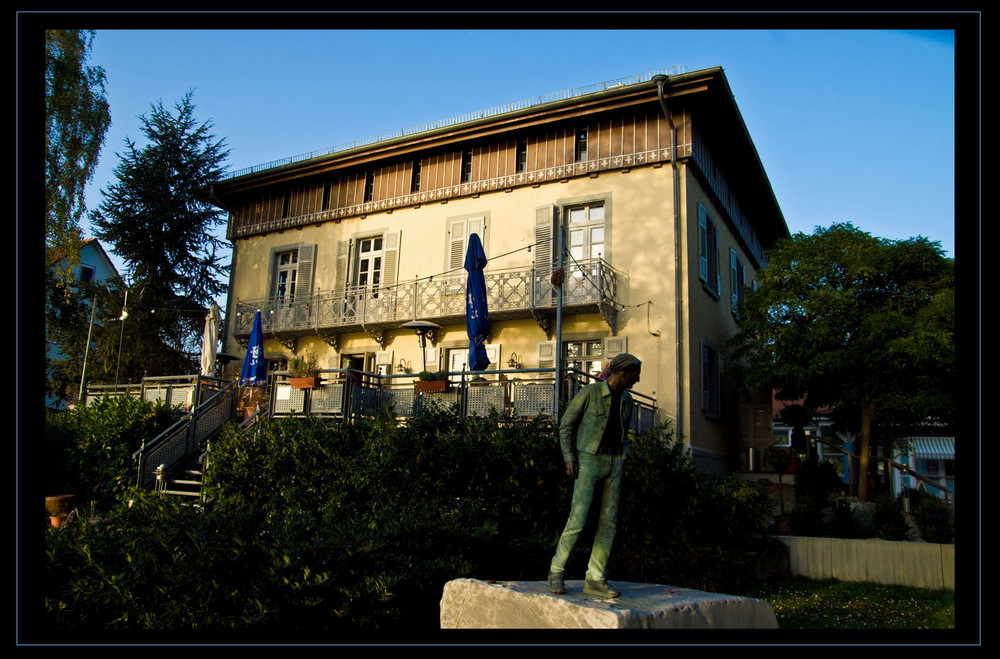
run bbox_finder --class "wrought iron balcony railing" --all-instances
[233,258,620,338]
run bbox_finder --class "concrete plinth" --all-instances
[440,578,778,629]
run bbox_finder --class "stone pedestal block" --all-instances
[440,578,778,629]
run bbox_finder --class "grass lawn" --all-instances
[741,578,955,629]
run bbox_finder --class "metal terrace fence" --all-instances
[267,366,659,435]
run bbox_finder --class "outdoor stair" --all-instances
[161,467,204,499]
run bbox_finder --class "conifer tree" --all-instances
[89,91,230,376]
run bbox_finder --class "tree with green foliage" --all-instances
[89,91,230,375]
[45,29,112,289]
[729,223,954,501]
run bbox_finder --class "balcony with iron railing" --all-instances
[232,258,621,342]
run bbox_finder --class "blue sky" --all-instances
[80,27,961,267]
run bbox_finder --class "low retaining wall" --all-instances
[778,536,954,590]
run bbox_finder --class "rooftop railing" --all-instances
[223,66,685,182]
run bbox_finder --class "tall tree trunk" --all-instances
[857,402,874,502]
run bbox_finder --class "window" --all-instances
[269,244,315,306]
[447,215,487,271]
[516,138,528,173]
[334,233,399,302]
[274,249,298,303]
[566,203,606,263]
[461,149,473,183]
[411,160,422,192]
[701,340,723,418]
[575,127,588,162]
[699,203,721,298]
[364,171,375,202]
[354,236,383,296]
[322,180,332,211]
[281,189,292,218]
[564,340,604,378]
[730,247,747,317]
[79,265,96,282]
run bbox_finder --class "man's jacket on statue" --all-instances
[558,381,635,464]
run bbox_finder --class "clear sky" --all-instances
[77,24,964,271]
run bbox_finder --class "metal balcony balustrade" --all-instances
[233,258,620,339]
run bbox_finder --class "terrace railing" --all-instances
[267,366,658,435]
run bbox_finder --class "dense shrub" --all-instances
[43,404,777,634]
[44,396,182,509]
[906,488,954,544]
[616,424,778,590]
[872,492,911,540]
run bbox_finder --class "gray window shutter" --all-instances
[447,217,486,272]
[534,205,555,270]
[448,218,467,271]
[730,247,739,313]
[334,239,351,295]
[602,336,627,362]
[699,204,709,284]
[383,231,400,289]
[536,340,555,369]
[297,244,316,296]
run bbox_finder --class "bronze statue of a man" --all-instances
[548,353,642,599]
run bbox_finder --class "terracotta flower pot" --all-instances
[289,377,321,389]
[415,380,448,393]
[45,494,75,518]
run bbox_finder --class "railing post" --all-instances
[155,463,168,495]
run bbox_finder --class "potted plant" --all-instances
[415,370,449,393]
[45,494,75,528]
[238,385,268,419]
[288,352,322,389]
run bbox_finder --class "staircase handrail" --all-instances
[815,437,954,506]
[134,380,238,488]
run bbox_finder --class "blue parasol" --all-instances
[239,310,267,386]
[464,232,491,371]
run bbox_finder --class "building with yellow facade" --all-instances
[200,66,788,473]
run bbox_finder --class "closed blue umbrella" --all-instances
[239,310,267,386]
[464,232,491,371]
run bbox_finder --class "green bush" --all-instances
[44,396,182,509]
[616,424,777,591]
[872,492,910,540]
[907,488,954,544]
[44,405,777,632]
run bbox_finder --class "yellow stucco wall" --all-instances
[224,160,763,461]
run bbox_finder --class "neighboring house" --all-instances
[46,238,122,408]
[199,66,789,473]
[771,399,956,503]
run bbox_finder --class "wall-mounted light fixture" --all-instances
[507,352,521,369]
